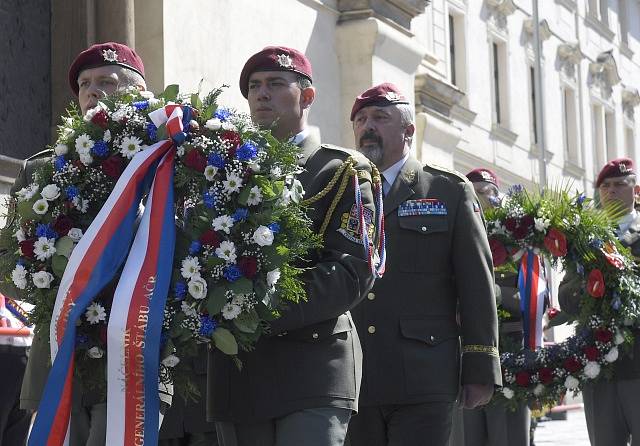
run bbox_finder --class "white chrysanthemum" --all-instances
[247,186,263,206]
[215,241,237,263]
[270,166,282,178]
[111,106,132,123]
[68,228,84,242]
[180,256,201,279]
[41,184,61,201]
[75,133,95,152]
[14,228,26,242]
[614,331,625,345]
[231,293,247,306]
[584,361,601,379]
[180,301,198,318]
[139,90,155,99]
[204,165,218,181]
[33,237,56,261]
[564,375,580,390]
[248,161,261,173]
[223,172,243,194]
[188,276,208,300]
[85,302,107,324]
[79,152,94,166]
[267,268,281,287]
[161,354,180,368]
[119,135,145,159]
[32,271,54,289]
[533,384,545,396]
[12,265,28,290]
[221,303,242,320]
[54,143,68,156]
[534,217,550,232]
[604,346,619,363]
[252,226,274,247]
[17,184,39,202]
[221,121,236,131]
[501,387,514,399]
[87,346,104,359]
[205,118,222,131]
[103,129,112,142]
[212,215,234,234]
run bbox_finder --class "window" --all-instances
[625,126,635,158]
[618,0,629,45]
[449,14,456,86]
[592,104,606,169]
[605,111,617,160]
[491,41,509,126]
[447,11,467,93]
[529,66,538,144]
[589,0,609,23]
[563,88,580,165]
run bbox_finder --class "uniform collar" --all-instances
[618,209,638,235]
[290,127,311,146]
[382,153,410,191]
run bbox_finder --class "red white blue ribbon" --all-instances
[30,104,188,446]
[518,250,548,350]
[353,174,386,278]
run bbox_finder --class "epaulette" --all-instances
[424,162,469,183]
[320,143,359,158]
[320,144,372,183]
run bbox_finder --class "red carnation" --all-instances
[199,229,221,248]
[586,269,605,298]
[238,256,258,278]
[563,357,582,373]
[101,156,124,179]
[52,214,74,236]
[515,371,531,387]
[583,346,599,361]
[504,218,518,231]
[489,238,508,267]
[91,110,109,129]
[19,239,36,259]
[222,131,242,157]
[512,225,529,240]
[594,328,613,343]
[544,228,568,257]
[184,149,207,172]
[521,215,535,228]
[538,367,554,385]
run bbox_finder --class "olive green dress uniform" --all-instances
[207,133,377,445]
[347,157,501,446]
[558,212,640,446]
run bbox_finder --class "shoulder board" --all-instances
[25,149,54,162]
[424,163,469,183]
[320,143,359,159]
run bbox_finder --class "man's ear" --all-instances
[300,86,315,109]
[404,124,415,139]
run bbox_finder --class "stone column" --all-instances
[94,0,136,47]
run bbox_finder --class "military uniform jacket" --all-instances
[559,212,640,380]
[207,133,377,423]
[350,156,501,407]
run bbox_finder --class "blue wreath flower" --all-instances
[214,108,232,122]
[223,265,242,282]
[236,141,258,161]
[65,185,79,200]
[203,191,216,209]
[174,281,187,300]
[147,122,158,142]
[36,223,58,240]
[207,153,225,169]
[54,155,67,171]
[576,194,587,206]
[189,240,202,255]
[267,222,280,234]
[76,334,89,346]
[233,208,249,222]
[133,100,149,111]
[199,315,218,337]
[91,140,109,157]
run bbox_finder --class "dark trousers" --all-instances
[158,431,218,446]
[449,403,530,446]
[347,402,455,446]
[0,347,31,446]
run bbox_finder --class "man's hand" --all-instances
[461,384,494,409]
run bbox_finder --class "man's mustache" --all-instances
[359,130,382,147]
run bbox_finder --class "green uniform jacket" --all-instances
[207,133,377,423]
[558,213,640,380]
[350,157,501,407]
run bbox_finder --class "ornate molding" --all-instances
[556,42,584,81]
[588,51,621,99]
[484,0,516,34]
[337,0,427,31]
[622,85,640,121]
[414,73,465,118]
[523,19,552,41]
[486,0,516,15]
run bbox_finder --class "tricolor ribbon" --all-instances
[518,250,548,350]
[354,174,386,278]
[30,104,190,446]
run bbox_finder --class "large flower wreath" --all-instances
[485,185,640,409]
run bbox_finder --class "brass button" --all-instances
[312,332,319,339]
[429,335,436,342]
[500,273,505,278]
[367,292,375,301]
[421,226,427,232]
[368,325,376,334]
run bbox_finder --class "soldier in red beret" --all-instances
[558,157,640,446]
[209,46,380,446]
[466,168,502,211]
[347,83,500,446]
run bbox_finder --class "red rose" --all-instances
[521,215,535,228]
[52,214,74,236]
[200,229,221,248]
[19,239,36,259]
[538,367,554,385]
[73,160,85,170]
[489,238,508,267]
[586,269,605,298]
[547,307,560,319]
[184,149,207,172]
[91,110,109,129]
[583,346,599,361]
[563,357,582,373]
[543,228,568,257]
[594,328,613,343]
[238,256,258,278]
[504,218,518,231]
[512,225,529,240]
[515,371,530,387]
[101,156,124,179]
[221,131,242,156]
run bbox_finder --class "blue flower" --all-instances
[576,262,584,276]
[267,222,280,234]
[223,265,242,282]
[91,140,109,157]
[174,281,187,300]
[189,240,202,255]
[611,292,622,311]
[236,141,258,161]
[589,238,604,249]
[54,155,66,171]
[36,223,58,240]
[214,108,232,122]
[507,184,524,196]
[65,185,79,200]
[207,153,225,169]
[199,315,218,337]
[233,208,249,222]
[147,122,158,142]
[16,259,25,266]
[577,194,587,206]
[203,191,216,209]
[76,334,89,346]
[133,100,149,110]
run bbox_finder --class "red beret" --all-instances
[239,46,313,98]
[68,42,145,96]
[466,168,499,187]
[350,83,409,121]
[596,157,635,187]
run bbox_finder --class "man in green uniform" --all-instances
[208,46,379,446]
[346,83,501,446]
[558,157,640,446]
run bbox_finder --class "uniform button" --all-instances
[429,335,436,342]
[500,273,505,278]
[368,325,376,334]
[367,292,375,301]
[312,332,319,339]
[421,226,427,232]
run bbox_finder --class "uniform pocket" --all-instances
[396,215,449,272]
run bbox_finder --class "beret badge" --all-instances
[276,54,293,69]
